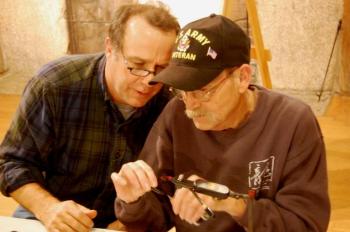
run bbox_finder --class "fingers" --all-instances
[171,175,215,225]
[44,201,95,232]
[123,161,156,191]
[85,209,97,219]
[66,202,95,229]
[77,204,97,219]
[56,209,90,232]
[171,174,203,215]
[136,160,157,187]
[111,160,157,203]
[49,222,75,232]
[171,188,204,225]
[111,172,126,189]
[107,219,126,230]
[187,174,201,181]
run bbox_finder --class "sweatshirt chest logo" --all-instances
[248,156,275,190]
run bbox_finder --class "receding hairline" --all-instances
[108,3,180,52]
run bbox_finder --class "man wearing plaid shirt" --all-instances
[0,3,179,231]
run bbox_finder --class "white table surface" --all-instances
[0,216,116,232]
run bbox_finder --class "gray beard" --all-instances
[185,109,221,123]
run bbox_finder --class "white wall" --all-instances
[161,0,342,92]
[158,0,224,27]
[0,0,68,93]
[0,0,344,105]
[155,0,343,114]
[257,0,343,91]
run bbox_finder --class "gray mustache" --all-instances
[185,109,207,118]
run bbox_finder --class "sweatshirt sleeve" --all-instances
[115,191,174,232]
[115,111,176,231]
[238,107,330,232]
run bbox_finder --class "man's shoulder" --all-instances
[250,86,318,130]
[34,52,105,87]
[258,86,312,115]
[155,98,188,126]
[162,97,184,113]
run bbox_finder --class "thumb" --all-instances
[111,172,127,190]
[85,209,97,219]
[78,204,97,219]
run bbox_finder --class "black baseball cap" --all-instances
[150,14,251,91]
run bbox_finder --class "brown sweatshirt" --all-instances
[115,86,330,232]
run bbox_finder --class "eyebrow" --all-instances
[125,55,147,63]
[125,55,169,67]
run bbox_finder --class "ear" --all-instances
[238,64,252,93]
[105,37,113,57]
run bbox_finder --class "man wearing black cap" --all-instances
[111,14,330,232]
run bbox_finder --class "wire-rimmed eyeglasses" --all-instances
[169,68,240,102]
[123,54,165,77]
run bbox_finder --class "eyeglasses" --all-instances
[170,68,239,102]
[122,54,165,77]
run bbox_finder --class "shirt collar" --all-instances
[97,54,111,102]
[97,54,142,121]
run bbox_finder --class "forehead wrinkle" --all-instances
[124,55,169,70]
[124,16,174,67]
[124,54,150,64]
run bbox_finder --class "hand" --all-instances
[210,196,247,219]
[107,219,126,230]
[170,175,214,225]
[111,160,157,203]
[38,200,97,232]
[171,174,247,224]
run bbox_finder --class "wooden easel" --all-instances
[223,0,272,89]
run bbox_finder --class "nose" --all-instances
[184,94,201,109]
[141,73,155,86]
